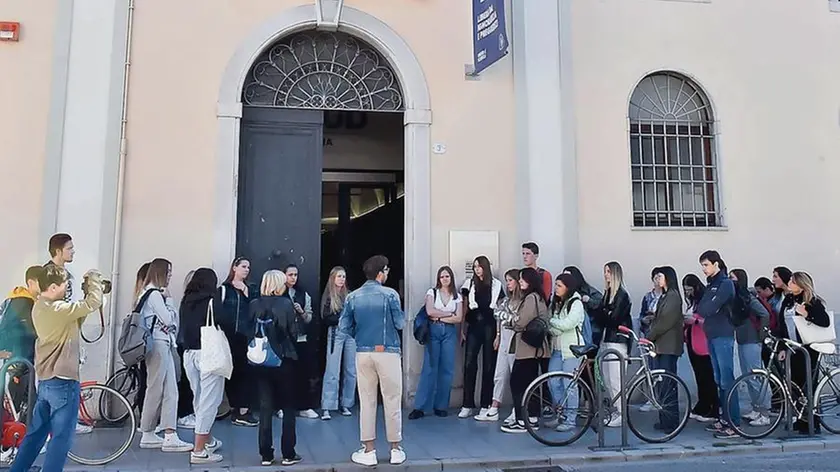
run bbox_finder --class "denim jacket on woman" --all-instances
[339,280,405,354]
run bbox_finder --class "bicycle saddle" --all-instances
[810,342,836,355]
[570,344,597,358]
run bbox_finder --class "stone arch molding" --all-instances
[213,1,432,394]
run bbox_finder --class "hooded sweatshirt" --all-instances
[178,291,223,351]
[0,288,38,362]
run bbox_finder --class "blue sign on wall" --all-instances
[472,0,509,75]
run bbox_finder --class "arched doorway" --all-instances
[213,5,432,399]
[237,31,405,297]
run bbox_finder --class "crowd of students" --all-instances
[409,244,832,440]
[0,234,832,470]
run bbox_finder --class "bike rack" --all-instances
[590,346,634,451]
[0,357,36,425]
[781,344,816,438]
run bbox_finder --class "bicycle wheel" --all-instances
[625,370,691,443]
[104,366,139,422]
[724,371,785,439]
[523,371,595,446]
[816,368,840,433]
[69,383,136,466]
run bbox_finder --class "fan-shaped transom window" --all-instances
[242,31,404,111]
[629,72,721,228]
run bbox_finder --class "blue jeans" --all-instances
[320,327,357,411]
[738,343,770,414]
[414,322,457,411]
[11,378,80,472]
[655,354,680,430]
[548,350,582,426]
[709,337,740,426]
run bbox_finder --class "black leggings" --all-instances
[226,333,256,410]
[687,339,719,418]
[510,358,549,421]
[176,347,194,418]
[294,341,321,411]
[463,322,497,409]
[256,363,298,461]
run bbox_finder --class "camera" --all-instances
[82,275,112,295]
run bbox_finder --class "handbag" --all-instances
[413,289,434,345]
[199,300,234,379]
[793,310,836,345]
[247,318,283,367]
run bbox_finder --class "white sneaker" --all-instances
[206,437,223,454]
[606,416,622,428]
[140,432,164,449]
[321,410,332,421]
[154,424,164,434]
[743,410,761,421]
[390,447,406,465]
[475,407,500,422]
[340,407,352,416]
[191,450,223,464]
[502,411,516,426]
[276,410,284,419]
[178,414,196,429]
[75,423,92,434]
[299,409,319,419]
[351,447,378,466]
[639,401,654,412]
[161,434,194,453]
[555,423,574,432]
[458,407,474,419]
[750,414,771,427]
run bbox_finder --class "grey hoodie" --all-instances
[735,295,769,345]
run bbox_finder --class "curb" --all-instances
[65,437,840,471]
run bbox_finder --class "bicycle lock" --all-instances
[782,343,815,438]
[592,346,633,451]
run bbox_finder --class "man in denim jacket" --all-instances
[339,255,405,466]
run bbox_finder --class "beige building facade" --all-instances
[1,0,839,404]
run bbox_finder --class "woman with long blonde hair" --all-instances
[319,266,355,420]
[781,271,830,434]
[592,261,632,428]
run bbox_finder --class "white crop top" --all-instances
[426,288,461,313]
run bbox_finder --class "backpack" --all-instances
[757,297,778,332]
[117,289,158,368]
[247,318,283,367]
[573,299,594,347]
[413,289,434,345]
[729,288,751,327]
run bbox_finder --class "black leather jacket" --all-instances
[593,287,633,348]
[248,296,299,361]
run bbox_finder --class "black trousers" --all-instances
[136,361,148,415]
[294,341,320,411]
[463,321,497,409]
[510,358,549,421]
[226,333,255,410]
[176,346,194,418]
[256,363,298,461]
[791,347,821,433]
[687,343,719,418]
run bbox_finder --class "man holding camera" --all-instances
[10,265,104,472]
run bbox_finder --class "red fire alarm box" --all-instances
[0,22,20,42]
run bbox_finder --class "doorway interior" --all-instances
[319,111,405,298]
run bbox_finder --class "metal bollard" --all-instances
[782,345,816,438]
[592,346,631,450]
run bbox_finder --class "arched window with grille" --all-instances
[629,72,721,228]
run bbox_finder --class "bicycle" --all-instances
[523,325,691,446]
[1,358,136,466]
[725,329,840,439]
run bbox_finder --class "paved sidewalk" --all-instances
[56,408,840,472]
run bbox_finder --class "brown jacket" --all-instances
[512,292,550,360]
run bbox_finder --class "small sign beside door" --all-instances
[432,143,446,154]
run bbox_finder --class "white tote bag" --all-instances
[199,300,234,379]
[793,309,836,345]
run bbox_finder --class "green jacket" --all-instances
[548,292,586,358]
[646,290,684,356]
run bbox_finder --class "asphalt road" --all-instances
[569,450,840,472]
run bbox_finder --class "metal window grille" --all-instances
[629,72,721,228]
[242,31,403,112]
